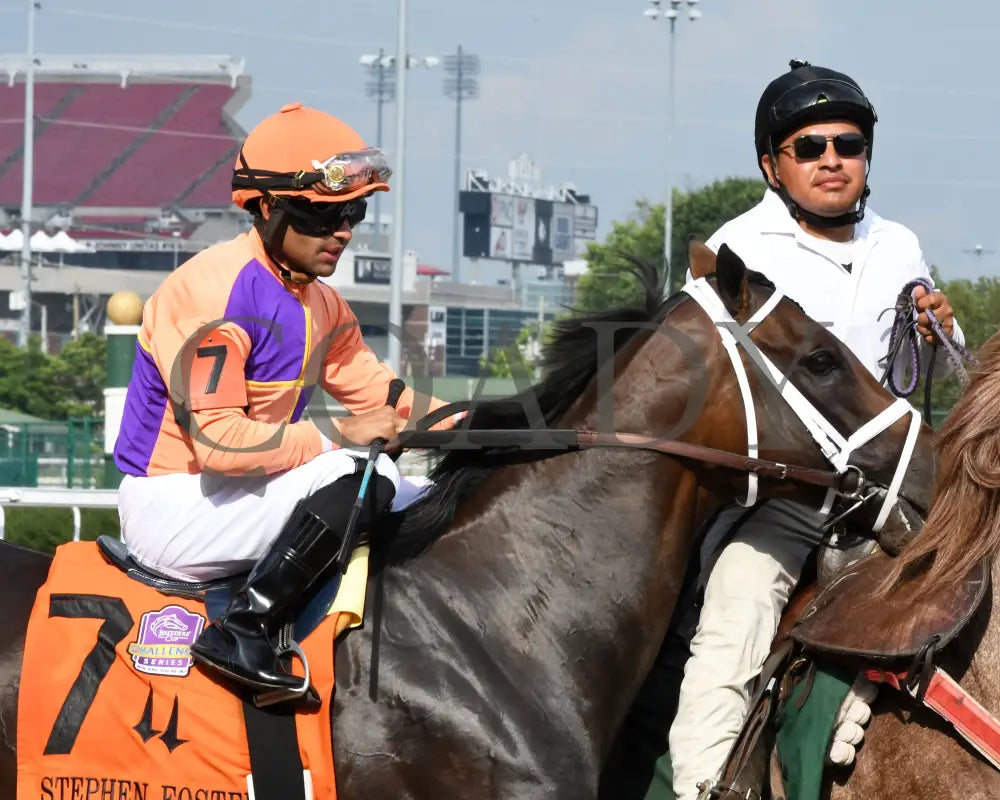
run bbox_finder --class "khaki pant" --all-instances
[668,499,826,800]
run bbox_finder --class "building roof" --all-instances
[0,407,47,425]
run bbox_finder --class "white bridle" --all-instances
[683,277,922,532]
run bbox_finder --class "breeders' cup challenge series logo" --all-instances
[127,605,206,677]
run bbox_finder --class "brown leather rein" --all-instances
[393,427,866,500]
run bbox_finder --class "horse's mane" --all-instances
[879,330,1000,597]
[372,257,670,566]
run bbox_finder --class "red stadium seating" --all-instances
[0,80,241,211]
[182,156,237,207]
[0,83,74,178]
[86,85,238,208]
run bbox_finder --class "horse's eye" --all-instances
[804,350,840,376]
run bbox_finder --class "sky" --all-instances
[1,0,999,283]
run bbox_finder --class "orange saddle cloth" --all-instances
[17,540,341,800]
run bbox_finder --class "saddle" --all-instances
[95,535,342,649]
[710,549,990,800]
[96,535,245,600]
[792,552,988,667]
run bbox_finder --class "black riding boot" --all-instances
[190,466,396,694]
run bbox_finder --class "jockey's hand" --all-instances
[337,407,406,448]
[912,285,955,344]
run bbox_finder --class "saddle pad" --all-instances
[774,663,854,800]
[17,541,344,800]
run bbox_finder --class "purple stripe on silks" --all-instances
[290,385,316,423]
[113,343,169,476]
[224,259,306,383]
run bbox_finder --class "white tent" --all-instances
[29,230,57,252]
[49,230,93,253]
[1,230,23,251]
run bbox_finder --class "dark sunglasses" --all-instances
[778,132,867,161]
[284,198,368,237]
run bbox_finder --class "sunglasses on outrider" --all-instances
[778,132,868,161]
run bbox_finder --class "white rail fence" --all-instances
[0,487,120,542]
[0,450,432,542]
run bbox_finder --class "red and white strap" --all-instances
[867,667,1000,770]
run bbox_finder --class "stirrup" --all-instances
[696,779,760,800]
[253,624,312,708]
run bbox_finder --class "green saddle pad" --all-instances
[774,663,854,800]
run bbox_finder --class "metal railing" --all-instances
[0,486,119,541]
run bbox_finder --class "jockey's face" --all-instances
[261,201,353,280]
[761,119,868,225]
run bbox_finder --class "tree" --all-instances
[45,333,107,417]
[0,333,107,419]
[480,319,558,378]
[576,177,766,310]
[0,336,60,418]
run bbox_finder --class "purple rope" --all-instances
[880,278,976,398]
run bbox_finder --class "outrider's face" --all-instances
[762,119,868,220]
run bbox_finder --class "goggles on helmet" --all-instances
[232,147,392,197]
[310,148,391,194]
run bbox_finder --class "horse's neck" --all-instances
[438,448,703,756]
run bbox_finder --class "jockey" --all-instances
[664,61,965,799]
[112,102,454,697]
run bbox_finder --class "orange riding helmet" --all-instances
[231,102,391,208]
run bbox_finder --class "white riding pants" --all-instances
[669,499,826,800]
[118,449,421,583]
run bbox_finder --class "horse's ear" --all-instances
[688,239,716,279]
[715,243,751,318]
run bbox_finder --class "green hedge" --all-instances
[3,507,120,554]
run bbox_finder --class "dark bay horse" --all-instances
[0,244,936,799]
[825,329,1000,800]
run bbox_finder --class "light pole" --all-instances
[644,0,702,291]
[442,46,479,284]
[18,0,39,348]
[360,49,396,253]
[385,2,440,376]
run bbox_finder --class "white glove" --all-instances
[827,674,878,766]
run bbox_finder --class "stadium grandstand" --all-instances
[0,55,251,344]
[0,55,565,376]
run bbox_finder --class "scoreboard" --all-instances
[459,158,598,267]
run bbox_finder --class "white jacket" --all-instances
[700,189,964,381]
